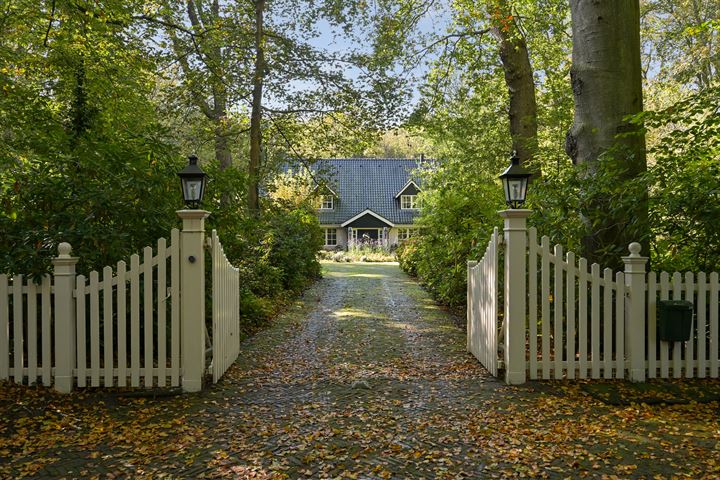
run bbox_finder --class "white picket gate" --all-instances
[74,230,181,388]
[1,211,242,392]
[467,228,502,376]
[210,230,241,383]
[468,211,720,384]
[527,227,627,380]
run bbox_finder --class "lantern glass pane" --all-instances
[508,178,525,201]
[183,179,203,201]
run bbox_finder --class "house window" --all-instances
[320,195,334,210]
[398,228,417,242]
[324,228,337,246]
[400,195,420,209]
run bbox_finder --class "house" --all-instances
[310,158,424,250]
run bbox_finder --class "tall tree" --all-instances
[565,0,648,267]
[248,0,265,212]
[488,0,539,172]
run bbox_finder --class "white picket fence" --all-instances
[468,211,720,384]
[647,271,719,379]
[0,212,242,392]
[0,274,53,386]
[467,228,501,376]
[210,230,240,383]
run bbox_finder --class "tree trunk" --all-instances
[566,0,648,268]
[165,1,233,170]
[489,2,539,175]
[248,0,265,213]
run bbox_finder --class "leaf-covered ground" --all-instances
[1,262,719,478]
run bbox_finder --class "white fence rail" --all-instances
[210,230,241,383]
[1,211,241,393]
[467,211,720,384]
[467,228,501,376]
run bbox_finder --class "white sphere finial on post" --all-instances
[628,242,642,257]
[57,242,72,258]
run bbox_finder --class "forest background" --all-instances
[1,0,718,323]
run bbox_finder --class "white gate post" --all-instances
[467,260,478,353]
[499,209,530,385]
[623,242,648,382]
[178,209,210,392]
[53,243,78,393]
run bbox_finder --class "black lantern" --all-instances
[178,154,207,209]
[499,151,532,209]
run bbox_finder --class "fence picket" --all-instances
[41,277,51,386]
[553,245,563,379]
[615,272,624,378]
[528,228,537,379]
[541,236,551,379]
[27,281,37,385]
[117,261,127,387]
[0,275,7,380]
[659,272,670,377]
[685,272,695,378]
[130,254,140,387]
[578,258,588,379]
[158,238,167,387]
[90,271,100,387]
[170,229,180,387]
[710,272,719,378]
[143,246,153,388]
[76,275,87,388]
[566,252,575,379]
[603,268,613,379]
[697,272,707,378]
[103,266,113,387]
[672,272,682,378]
[590,265,600,379]
[13,275,23,383]
[648,272,657,378]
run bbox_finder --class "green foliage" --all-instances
[397,154,504,307]
[0,0,323,334]
[635,85,720,272]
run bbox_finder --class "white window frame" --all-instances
[400,195,419,210]
[320,195,334,210]
[398,228,417,242]
[324,228,337,246]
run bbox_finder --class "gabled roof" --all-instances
[341,209,395,227]
[394,180,421,199]
[307,158,425,226]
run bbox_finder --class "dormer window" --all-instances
[400,194,420,210]
[320,194,334,210]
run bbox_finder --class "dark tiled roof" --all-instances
[309,158,424,225]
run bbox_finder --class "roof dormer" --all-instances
[394,180,421,199]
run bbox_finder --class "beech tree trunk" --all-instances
[566,0,648,268]
[248,0,265,213]
[489,4,539,174]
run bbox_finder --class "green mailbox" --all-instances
[657,300,693,342]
